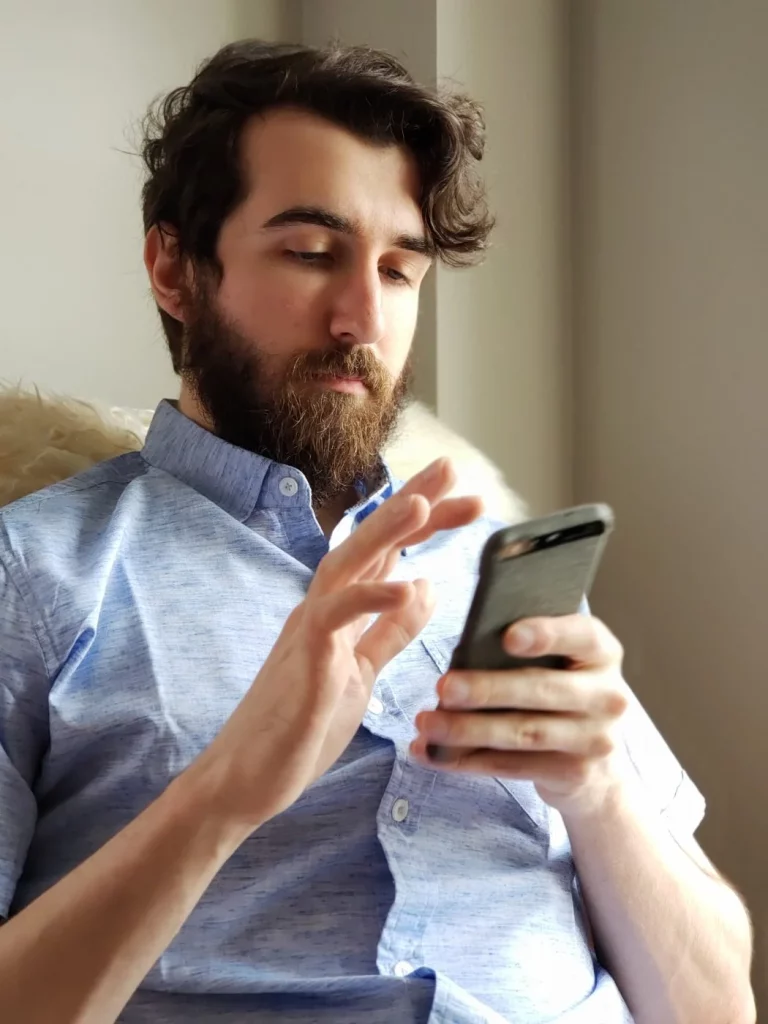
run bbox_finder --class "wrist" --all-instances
[165,757,263,857]
[556,755,640,828]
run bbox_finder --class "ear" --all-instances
[144,224,190,323]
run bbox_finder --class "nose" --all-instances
[329,265,386,347]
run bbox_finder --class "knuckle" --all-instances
[595,619,624,662]
[545,672,572,707]
[484,715,506,748]
[522,670,546,704]
[513,717,547,750]
[430,713,456,744]
[609,636,625,664]
[604,688,629,717]
[470,679,492,710]
[588,731,616,757]
[520,724,547,749]
[534,618,557,652]
[448,716,469,745]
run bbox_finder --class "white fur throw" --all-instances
[0,385,526,522]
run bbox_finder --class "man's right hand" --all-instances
[184,458,483,831]
[0,458,482,1024]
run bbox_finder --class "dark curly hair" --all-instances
[140,39,494,369]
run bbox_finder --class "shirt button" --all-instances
[367,695,383,715]
[394,960,414,977]
[279,476,299,497]
[391,798,409,823]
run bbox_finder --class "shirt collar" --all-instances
[141,400,395,522]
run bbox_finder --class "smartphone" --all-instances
[427,503,614,763]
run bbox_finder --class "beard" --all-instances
[179,283,411,506]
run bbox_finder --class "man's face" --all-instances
[174,107,433,504]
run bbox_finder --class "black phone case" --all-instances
[427,505,613,762]
[451,525,611,671]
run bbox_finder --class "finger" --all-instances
[356,578,435,677]
[362,458,457,589]
[400,495,484,548]
[503,614,624,669]
[415,709,616,757]
[438,668,629,718]
[361,494,484,585]
[312,492,430,595]
[409,739,590,784]
[311,580,415,634]
[398,457,458,504]
[358,462,472,583]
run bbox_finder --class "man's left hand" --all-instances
[411,615,632,819]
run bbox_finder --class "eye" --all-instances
[382,266,411,285]
[285,250,333,264]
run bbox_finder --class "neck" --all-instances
[177,386,212,432]
[178,386,360,537]
[314,488,358,538]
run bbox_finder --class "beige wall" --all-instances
[436,0,571,516]
[0,0,299,408]
[572,0,768,1004]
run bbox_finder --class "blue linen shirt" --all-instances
[0,400,705,1023]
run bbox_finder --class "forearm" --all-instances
[0,772,253,1024]
[566,776,755,1024]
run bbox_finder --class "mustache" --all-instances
[287,347,393,394]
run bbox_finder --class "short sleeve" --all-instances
[0,554,50,918]
[579,598,705,840]
[620,687,706,840]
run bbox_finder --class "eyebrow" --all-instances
[261,205,434,258]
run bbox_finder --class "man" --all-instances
[0,39,755,1024]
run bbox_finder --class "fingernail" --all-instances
[506,624,535,655]
[445,678,472,706]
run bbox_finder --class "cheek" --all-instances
[380,295,419,376]
[216,267,322,352]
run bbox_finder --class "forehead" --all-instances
[234,107,425,240]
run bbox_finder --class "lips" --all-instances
[315,372,365,383]
[315,374,368,394]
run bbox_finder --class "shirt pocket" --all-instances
[420,633,551,839]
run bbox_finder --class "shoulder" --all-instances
[0,451,146,516]
[0,453,147,562]
[0,453,154,670]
